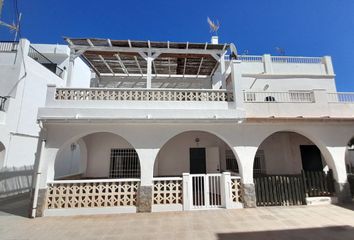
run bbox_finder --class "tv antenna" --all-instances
[0,0,21,39]
[207,17,220,35]
[275,47,286,56]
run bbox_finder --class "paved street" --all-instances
[1,194,354,240]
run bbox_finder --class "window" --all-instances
[254,150,265,175]
[225,150,239,173]
[109,149,140,178]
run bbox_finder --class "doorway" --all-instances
[190,148,206,174]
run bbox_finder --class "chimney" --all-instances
[211,36,219,44]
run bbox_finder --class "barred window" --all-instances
[109,149,140,178]
[225,150,239,173]
[254,150,265,175]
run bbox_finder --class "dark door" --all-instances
[190,148,206,174]
[300,145,323,171]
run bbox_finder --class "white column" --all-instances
[263,54,273,74]
[146,53,153,89]
[230,60,244,109]
[221,172,232,209]
[220,53,226,89]
[326,146,351,203]
[323,56,334,75]
[135,148,159,186]
[182,173,192,210]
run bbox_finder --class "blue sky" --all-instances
[1,0,353,91]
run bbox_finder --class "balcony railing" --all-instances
[55,88,234,102]
[327,92,354,103]
[0,41,18,52]
[243,91,315,103]
[28,46,64,78]
[271,56,322,64]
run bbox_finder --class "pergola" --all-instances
[65,38,230,88]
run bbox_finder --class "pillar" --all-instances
[327,146,352,203]
[135,148,159,212]
[230,60,244,110]
[234,146,258,208]
[221,172,232,208]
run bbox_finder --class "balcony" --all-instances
[38,85,354,122]
[38,85,242,122]
[243,90,354,119]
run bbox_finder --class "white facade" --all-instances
[1,37,353,217]
[0,39,91,198]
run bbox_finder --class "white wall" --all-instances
[83,132,134,178]
[54,139,87,179]
[68,58,92,88]
[259,132,326,175]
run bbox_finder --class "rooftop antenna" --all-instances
[275,47,285,56]
[0,0,21,36]
[207,17,220,35]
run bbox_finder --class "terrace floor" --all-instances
[1,195,354,240]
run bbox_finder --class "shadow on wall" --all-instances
[0,165,34,198]
[217,226,354,240]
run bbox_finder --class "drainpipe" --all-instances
[31,122,46,218]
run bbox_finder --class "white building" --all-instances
[0,39,91,199]
[0,37,353,217]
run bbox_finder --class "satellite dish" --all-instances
[229,43,238,60]
[207,17,220,35]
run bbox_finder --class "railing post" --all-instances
[230,60,244,109]
[45,84,57,106]
[323,56,334,75]
[263,54,273,74]
[182,173,191,211]
[312,89,328,105]
[221,172,232,209]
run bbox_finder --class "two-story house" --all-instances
[2,37,353,217]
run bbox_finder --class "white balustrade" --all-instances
[271,56,322,64]
[46,179,140,209]
[152,177,183,205]
[238,55,263,62]
[230,176,243,204]
[0,41,18,52]
[55,88,233,102]
[328,92,354,103]
[243,91,315,103]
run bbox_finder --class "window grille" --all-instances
[109,149,140,178]
[254,150,265,175]
[226,150,239,173]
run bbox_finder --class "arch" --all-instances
[153,130,241,177]
[253,130,336,178]
[0,141,5,168]
[52,131,141,180]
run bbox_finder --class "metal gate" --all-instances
[191,174,222,209]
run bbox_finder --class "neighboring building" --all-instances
[1,37,353,217]
[0,39,91,199]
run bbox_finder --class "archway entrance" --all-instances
[154,131,242,210]
[55,132,141,180]
[254,131,335,206]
